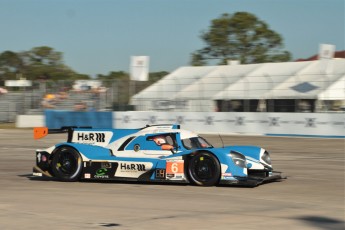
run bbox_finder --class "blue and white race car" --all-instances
[33,124,285,186]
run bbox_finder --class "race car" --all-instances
[33,124,285,186]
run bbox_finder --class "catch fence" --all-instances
[0,75,344,123]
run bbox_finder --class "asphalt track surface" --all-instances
[0,129,344,230]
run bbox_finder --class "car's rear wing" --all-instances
[34,126,117,147]
[34,126,91,141]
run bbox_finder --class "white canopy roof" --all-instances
[132,59,345,104]
[132,66,216,100]
[174,63,261,99]
[213,61,311,100]
[318,74,345,100]
[263,59,345,99]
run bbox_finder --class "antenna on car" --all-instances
[218,134,224,148]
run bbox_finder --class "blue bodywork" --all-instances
[33,125,284,186]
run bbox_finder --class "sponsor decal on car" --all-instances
[166,160,185,180]
[166,174,175,178]
[72,131,113,147]
[221,173,233,180]
[120,163,146,171]
[114,162,153,178]
[94,168,109,179]
[77,132,105,142]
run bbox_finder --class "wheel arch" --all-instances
[184,149,221,165]
[51,143,87,161]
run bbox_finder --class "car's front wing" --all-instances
[219,171,286,187]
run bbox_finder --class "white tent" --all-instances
[174,64,261,111]
[318,74,345,100]
[131,66,216,110]
[175,64,261,99]
[131,59,345,112]
[213,61,311,100]
[263,59,345,99]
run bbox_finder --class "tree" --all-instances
[149,71,169,83]
[96,71,169,83]
[23,46,66,80]
[0,46,90,81]
[24,46,63,66]
[191,12,291,65]
[97,71,129,81]
[0,51,25,80]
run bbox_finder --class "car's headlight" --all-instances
[229,151,247,168]
[261,151,272,165]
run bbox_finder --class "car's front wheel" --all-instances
[188,152,220,186]
[51,146,83,182]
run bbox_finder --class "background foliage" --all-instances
[191,12,291,65]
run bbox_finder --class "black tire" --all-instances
[188,152,220,186]
[51,146,83,182]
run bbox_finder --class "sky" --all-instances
[0,0,344,77]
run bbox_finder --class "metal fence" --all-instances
[0,76,344,123]
[0,79,151,122]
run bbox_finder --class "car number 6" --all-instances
[166,161,184,174]
[171,163,178,173]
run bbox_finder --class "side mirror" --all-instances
[161,144,173,151]
[162,143,180,154]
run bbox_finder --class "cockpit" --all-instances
[181,136,213,150]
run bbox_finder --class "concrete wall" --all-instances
[16,111,345,138]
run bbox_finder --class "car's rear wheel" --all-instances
[51,146,83,182]
[188,152,220,186]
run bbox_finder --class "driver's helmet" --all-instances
[153,135,166,145]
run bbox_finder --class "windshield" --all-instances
[181,136,213,150]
